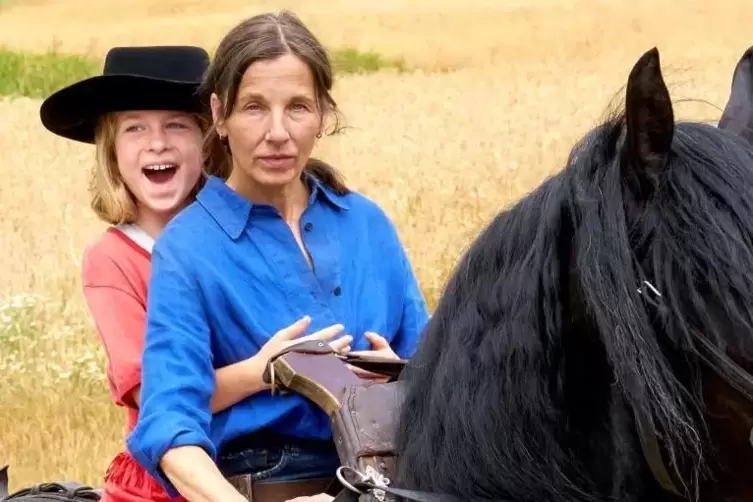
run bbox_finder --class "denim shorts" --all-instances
[217,433,341,482]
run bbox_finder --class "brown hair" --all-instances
[199,10,350,195]
[89,111,229,225]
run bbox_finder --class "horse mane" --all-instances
[395,47,753,501]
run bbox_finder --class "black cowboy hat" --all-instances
[40,45,211,144]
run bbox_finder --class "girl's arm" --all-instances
[82,251,268,414]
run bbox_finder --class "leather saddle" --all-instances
[262,340,408,501]
[0,466,102,502]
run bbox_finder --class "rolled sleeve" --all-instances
[82,248,147,408]
[393,244,430,359]
[126,235,217,496]
[376,212,430,359]
[82,284,145,408]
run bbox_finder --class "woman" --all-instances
[39,45,348,502]
[126,10,430,502]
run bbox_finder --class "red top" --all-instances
[83,227,150,432]
[82,226,185,502]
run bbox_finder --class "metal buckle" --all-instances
[336,466,366,496]
[637,279,663,308]
[336,466,391,501]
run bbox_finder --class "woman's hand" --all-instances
[260,316,351,360]
[346,331,399,382]
[253,316,351,390]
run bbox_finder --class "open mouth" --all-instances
[142,163,178,184]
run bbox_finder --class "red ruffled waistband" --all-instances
[102,451,187,502]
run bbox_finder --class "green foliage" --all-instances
[0,45,410,99]
[331,48,409,74]
[0,295,107,389]
[0,48,99,98]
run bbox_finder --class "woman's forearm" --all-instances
[126,355,268,413]
[210,355,268,412]
[160,446,247,502]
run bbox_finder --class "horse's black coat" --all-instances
[394,48,753,501]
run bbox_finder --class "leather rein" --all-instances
[634,279,753,498]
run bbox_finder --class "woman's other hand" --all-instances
[346,331,399,382]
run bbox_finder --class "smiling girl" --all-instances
[39,45,348,502]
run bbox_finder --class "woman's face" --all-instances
[211,53,323,192]
[113,109,204,218]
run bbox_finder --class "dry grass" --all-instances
[1,0,752,492]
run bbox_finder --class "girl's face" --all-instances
[113,109,204,220]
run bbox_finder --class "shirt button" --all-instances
[304,222,313,232]
[333,286,342,296]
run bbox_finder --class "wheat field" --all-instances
[1,0,752,492]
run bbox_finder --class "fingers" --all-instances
[272,316,312,340]
[296,323,345,343]
[365,331,390,349]
[328,335,353,353]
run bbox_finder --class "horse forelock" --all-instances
[642,122,753,359]
[569,112,753,497]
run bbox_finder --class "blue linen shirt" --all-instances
[126,174,429,496]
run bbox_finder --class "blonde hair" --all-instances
[89,111,231,225]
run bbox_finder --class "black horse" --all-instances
[394,47,753,502]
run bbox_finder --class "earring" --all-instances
[316,132,322,138]
[218,133,230,152]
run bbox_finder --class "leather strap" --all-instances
[227,474,333,502]
[633,407,684,496]
[332,468,468,502]
[261,340,408,415]
[335,353,407,380]
[333,484,466,502]
[688,327,753,402]
[262,340,407,387]
[333,467,468,502]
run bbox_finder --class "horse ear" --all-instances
[718,46,753,144]
[622,47,674,188]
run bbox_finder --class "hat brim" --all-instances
[40,74,206,144]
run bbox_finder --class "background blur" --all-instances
[1,0,750,491]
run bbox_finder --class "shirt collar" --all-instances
[305,171,350,212]
[196,174,350,240]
